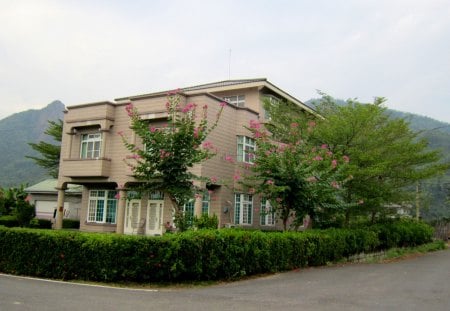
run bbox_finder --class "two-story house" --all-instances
[55,78,315,235]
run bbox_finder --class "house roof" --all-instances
[25,179,82,194]
[114,78,317,116]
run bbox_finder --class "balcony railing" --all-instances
[62,158,111,178]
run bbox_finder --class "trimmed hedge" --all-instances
[0,220,433,283]
[0,215,19,227]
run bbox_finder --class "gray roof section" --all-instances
[25,179,82,194]
[181,78,268,92]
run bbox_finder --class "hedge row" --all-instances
[0,216,79,229]
[0,220,433,282]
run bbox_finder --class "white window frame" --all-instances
[87,190,117,224]
[237,136,255,163]
[223,95,245,107]
[80,133,102,159]
[202,192,210,215]
[234,193,253,225]
[260,199,275,226]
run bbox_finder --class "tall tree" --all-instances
[239,119,350,230]
[27,119,63,178]
[264,95,449,224]
[121,93,224,230]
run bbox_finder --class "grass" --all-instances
[361,240,448,263]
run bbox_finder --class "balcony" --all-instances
[62,158,111,178]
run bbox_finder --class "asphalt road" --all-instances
[1,249,449,311]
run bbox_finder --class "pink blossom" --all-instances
[266,180,274,185]
[125,103,134,117]
[160,149,171,159]
[220,101,227,107]
[25,195,31,202]
[331,159,338,168]
[233,173,241,181]
[114,193,121,199]
[331,181,340,189]
[308,121,316,127]
[167,88,181,95]
[182,102,196,113]
[117,131,124,137]
[321,144,328,150]
[203,104,208,109]
[254,130,263,138]
[313,155,323,161]
[249,120,261,129]
[224,155,234,163]
[149,126,157,133]
[193,127,200,138]
[343,155,350,163]
[291,122,299,128]
[202,141,214,150]
[210,176,218,183]
[326,151,333,157]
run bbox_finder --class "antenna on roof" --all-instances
[228,49,231,80]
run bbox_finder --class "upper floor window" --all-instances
[223,95,245,107]
[87,190,117,224]
[237,136,255,163]
[235,193,253,225]
[80,133,102,159]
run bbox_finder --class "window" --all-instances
[182,192,210,223]
[183,200,195,225]
[237,136,255,163]
[260,199,275,226]
[87,190,117,224]
[80,133,102,159]
[223,95,245,107]
[234,193,253,225]
[202,192,210,215]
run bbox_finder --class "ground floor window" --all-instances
[260,199,275,226]
[235,193,253,225]
[87,190,117,224]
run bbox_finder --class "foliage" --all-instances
[121,93,224,230]
[26,119,63,178]
[0,221,432,283]
[0,215,19,227]
[239,115,350,230]
[29,218,52,229]
[0,185,28,216]
[193,213,219,229]
[11,200,35,227]
[62,219,80,229]
[266,95,449,224]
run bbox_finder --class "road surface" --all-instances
[1,249,449,310]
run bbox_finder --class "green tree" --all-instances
[264,94,448,224]
[239,119,350,230]
[27,119,63,178]
[122,93,224,231]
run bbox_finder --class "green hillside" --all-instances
[0,101,65,187]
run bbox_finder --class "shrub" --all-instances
[12,201,35,227]
[0,221,435,283]
[63,219,80,229]
[193,214,219,229]
[29,218,52,229]
[0,215,19,227]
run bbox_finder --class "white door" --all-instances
[146,200,163,236]
[124,199,141,234]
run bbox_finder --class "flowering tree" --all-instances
[121,92,224,229]
[239,120,350,230]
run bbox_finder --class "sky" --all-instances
[1,0,449,123]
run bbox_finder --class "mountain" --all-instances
[0,101,65,187]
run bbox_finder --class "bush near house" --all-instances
[0,220,434,283]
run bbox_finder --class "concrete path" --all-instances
[1,249,449,311]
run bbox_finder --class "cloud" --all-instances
[0,0,449,122]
